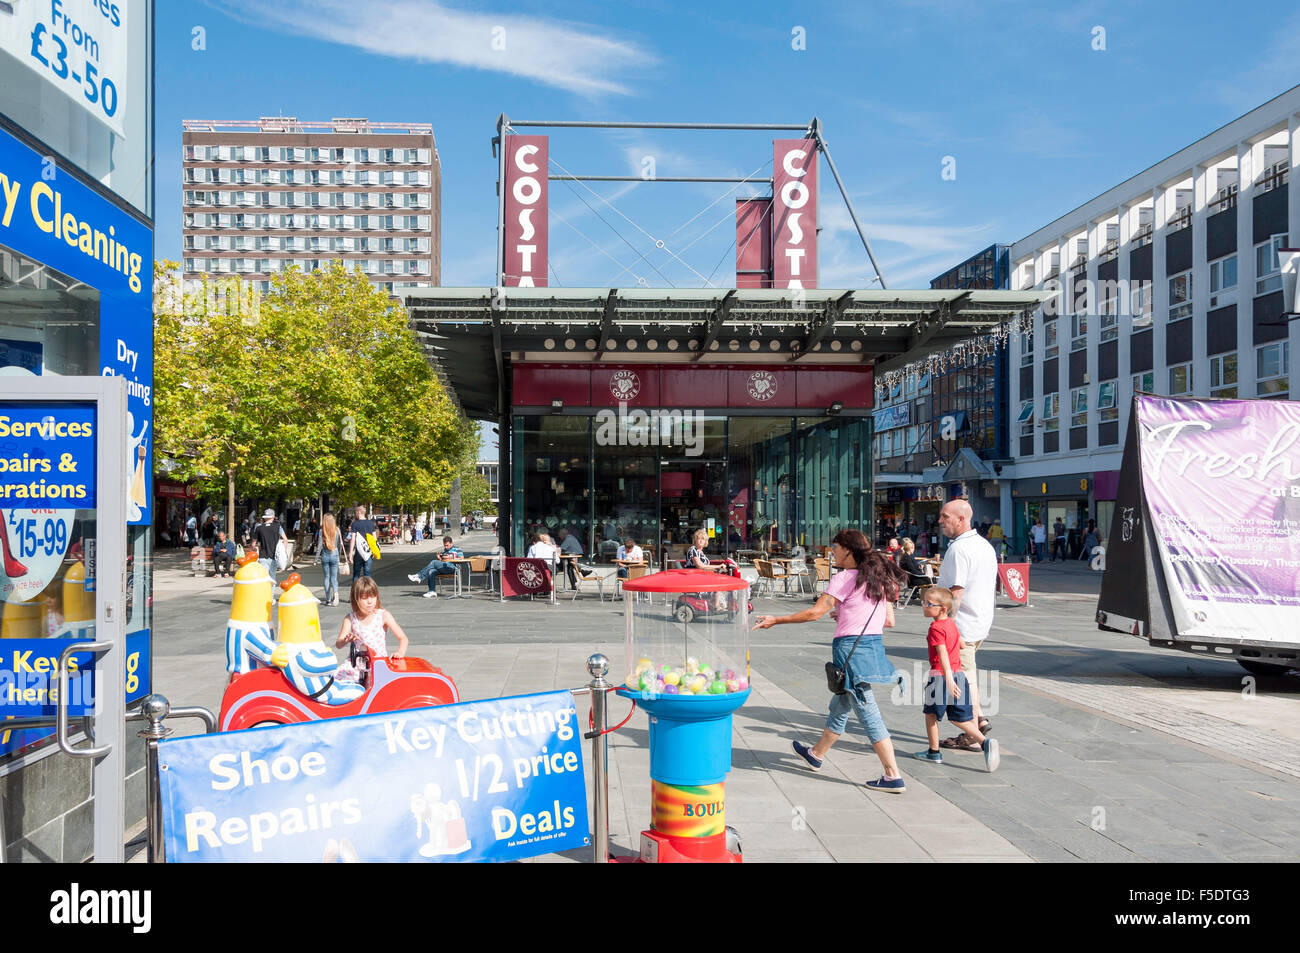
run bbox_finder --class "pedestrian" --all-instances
[754,529,909,794]
[185,511,198,547]
[347,505,377,578]
[1051,517,1067,562]
[912,586,999,771]
[1080,519,1101,562]
[407,536,463,598]
[315,512,344,606]
[253,508,288,589]
[1030,518,1046,562]
[460,515,468,536]
[935,499,997,752]
[988,518,1005,559]
[212,530,236,578]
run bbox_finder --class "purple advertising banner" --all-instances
[1136,396,1300,642]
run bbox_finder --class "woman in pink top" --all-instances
[753,529,908,793]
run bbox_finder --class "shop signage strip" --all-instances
[159,691,589,863]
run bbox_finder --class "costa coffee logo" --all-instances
[747,371,778,401]
[517,561,544,589]
[1004,567,1026,601]
[609,370,641,401]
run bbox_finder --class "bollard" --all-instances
[586,653,610,864]
[137,694,173,864]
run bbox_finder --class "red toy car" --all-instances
[673,558,753,623]
[219,650,460,731]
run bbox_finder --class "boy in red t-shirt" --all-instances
[915,587,999,771]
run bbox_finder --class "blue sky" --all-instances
[157,0,1300,459]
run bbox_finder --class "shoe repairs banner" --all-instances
[158,691,590,863]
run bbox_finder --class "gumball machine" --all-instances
[616,568,750,863]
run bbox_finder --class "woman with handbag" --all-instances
[315,512,344,607]
[753,529,908,793]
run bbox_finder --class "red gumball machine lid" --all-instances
[621,568,748,593]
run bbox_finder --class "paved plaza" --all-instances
[148,532,1300,863]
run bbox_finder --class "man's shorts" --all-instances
[959,639,981,678]
[922,671,974,723]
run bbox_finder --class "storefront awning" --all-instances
[402,286,1052,420]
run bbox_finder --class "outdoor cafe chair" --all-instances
[812,557,832,595]
[896,573,933,610]
[468,556,491,591]
[753,559,784,599]
[570,565,619,603]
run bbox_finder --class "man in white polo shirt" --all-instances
[936,498,996,751]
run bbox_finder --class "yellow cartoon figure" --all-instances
[225,553,275,675]
[271,574,364,705]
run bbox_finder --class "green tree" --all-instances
[154,261,476,511]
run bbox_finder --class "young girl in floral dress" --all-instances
[334,577,409,682]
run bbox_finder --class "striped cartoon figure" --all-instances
[270,574,364,705]
[226,553,276,674]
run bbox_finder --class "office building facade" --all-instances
[871,245,1012,552]
[182,118,440,294]
[1006,86,1300,554]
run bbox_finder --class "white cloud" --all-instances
[817,202,997,289]
[206,0,656,96]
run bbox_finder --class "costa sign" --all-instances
[772,139,818,289]
[503,135,548,287]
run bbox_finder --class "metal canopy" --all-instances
[403,286,1051,420]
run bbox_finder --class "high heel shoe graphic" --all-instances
[0,516,27,578]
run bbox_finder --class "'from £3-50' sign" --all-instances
[159,691,590,863]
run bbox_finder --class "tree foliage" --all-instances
[154,262,476,505]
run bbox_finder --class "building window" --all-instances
[1209,352,1238,398]
[1168,362,1193,396]
[1070,313,1088,351]
[1168,270,1192,321]
[1043,393,1059,433]
[1132,370,1154,395]
[1043,321,1059,360]
[1255,234,1289,296]
[1020,327,1034,366]
[1070,386,1088,427]
[1257,341,1289,398]
[1098,380,1118,421]
[1131,281,1153,328]
[1208,254,1237,295]
[1017,400,1034,436]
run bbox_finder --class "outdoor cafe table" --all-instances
[441,556,473,598]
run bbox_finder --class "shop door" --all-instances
[657,459,728,566]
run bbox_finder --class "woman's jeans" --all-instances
[321,553,339,603]
[826,683,890,743]
[824,636,892,743]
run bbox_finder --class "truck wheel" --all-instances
[1238,660,1294,677]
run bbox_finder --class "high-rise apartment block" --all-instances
[182,117,440,293]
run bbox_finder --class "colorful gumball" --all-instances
[709,679,726,695]
[685,657,699,675]
[725,679,740,693]
[735,677,749,691]
[663,683,679,694]
[723,669,736,681]
[625,674,640,689]
[664,671,681,686]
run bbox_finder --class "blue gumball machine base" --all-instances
[615,688,749,863]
